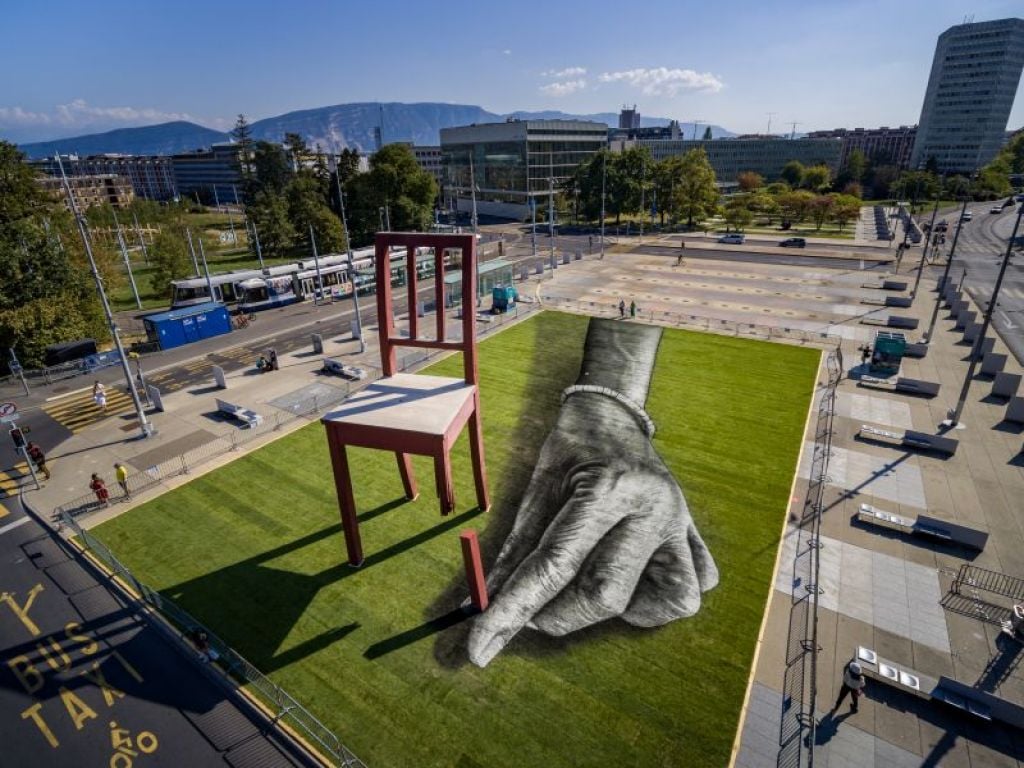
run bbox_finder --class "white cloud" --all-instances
[542,66,587,78]
[0,106,52,125]
[539,79,587,96]
[502,49,512,55]
[53,98,194,125]
[598,67,724,96]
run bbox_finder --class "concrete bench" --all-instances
[992,372,1022,399]
[981,353,1007,377]
[857,425,958,455]
[215,398,263,428]
[895,378,939,397]
[887,315,919,330]
[886,296,913,308]
[903,343,928,359]
[1005,396,1024,425]
[322,358,368,380]
[857,503,915,534]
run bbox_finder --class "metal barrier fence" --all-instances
[777,348,842,768]
[60,513,367,767]
[539,295,843,346]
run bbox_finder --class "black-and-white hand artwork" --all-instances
[468,318,719,668]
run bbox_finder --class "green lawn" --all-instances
[93,311,819,767]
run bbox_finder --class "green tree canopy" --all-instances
[802,164,832,192]
[780,160,804,187]
[673,147,719,228]
[348,143,437,243]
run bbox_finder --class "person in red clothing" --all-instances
[89,473,110,506]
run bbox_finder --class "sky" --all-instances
[2,0,1024,143]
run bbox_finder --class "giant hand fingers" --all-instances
[467,493,620,667]
[529,515,661,636]
[621,522,719,627]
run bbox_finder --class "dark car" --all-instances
[779,237,806,248]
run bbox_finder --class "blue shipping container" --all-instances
[143,302,232,351]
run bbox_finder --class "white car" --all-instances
[718,234,745,244]
[990,206,1003,214]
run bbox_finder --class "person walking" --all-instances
[833,660,866,713]
[26,442,50,481]
[93,381,107,413]
[114,462,130,499]
[629,299,637,319]
[89,473,110,507]
[618,299,626,319]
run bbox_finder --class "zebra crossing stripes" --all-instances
[43,388,136,433]
[0,462,30,505]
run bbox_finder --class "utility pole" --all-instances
[910,195,941,300]
[530,195,537,257]
[947,203,1024,427]
[331,155,364,352]
[111,209,141,308]
[309,225,325,303]
[469,155,478,234]
[248,217,265,269]
[116,227,142,309]
[548,175,556,270]
[766,112,777,135]
[131,212,150,265]
[789,121,801,140]
[600,150,606,259]
[197,237,214,301]
[55,155,153,439]
[185,227,200,276]
[925,198,969,342]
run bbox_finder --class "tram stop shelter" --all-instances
[443,259,514,308]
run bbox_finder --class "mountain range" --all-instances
[14,102,734,159]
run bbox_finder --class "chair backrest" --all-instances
[373,232,479,385]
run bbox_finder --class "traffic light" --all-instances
[9,427,25,449]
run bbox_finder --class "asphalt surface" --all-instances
[938,204,1024,364]
[0,494,321,767]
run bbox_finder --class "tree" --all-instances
[231,114,255,200]
[776,190,814,224]
[251,141,292,196]
[831,194,861,231]
[747,190,780,224]
[348,143,437,244]
[864,164,899,199]
[673,148,718,228]
[723,195,754,232]
[780,160,804,187]
[702,125,713,140]
[808,194,834,230]
[651,157,683,225]
[802,164,832,192]
[149,227,191,296]
[284,132,309,171]
[249,189,295,256]
[0,141,106,367]
[737,171,764,192]
[846,149,867,183]
[841,181,863,199]
[765,181,791,195]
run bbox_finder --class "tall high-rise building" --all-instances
[911,17,1024,173]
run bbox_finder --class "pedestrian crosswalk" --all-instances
[0,462,30,506]
[43,387,136,433]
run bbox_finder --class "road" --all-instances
[0,494,321,766]
[939,204,1024,364]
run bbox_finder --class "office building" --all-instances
[806,126,917,170]
[171,143,244,204]
[910,17,1024,172]
[619,105,641,131]
[37,174,135,210]
[618,136,842,185]
[440,119,608,219]
[32,154,177,201]
[411,145,443,186]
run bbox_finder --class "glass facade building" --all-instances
[911,18,1024,173]
[440,120,607,219]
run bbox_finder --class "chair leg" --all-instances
[468,405,490,512]
[326,429,363,567]
[396,452,418,500]
[434,451,455,516]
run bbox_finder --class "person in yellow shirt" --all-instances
[114,462,130,499]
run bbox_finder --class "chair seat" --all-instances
[323,373,476,437]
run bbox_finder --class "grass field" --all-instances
[93,311,819,767]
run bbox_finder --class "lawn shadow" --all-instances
[159,501,483,673]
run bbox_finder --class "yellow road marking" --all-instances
[43,390,136,433]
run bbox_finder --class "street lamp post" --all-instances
[331,156,364,353]
[924,198,969,342]
[185,227,200,275]
[116,227,142,309]
[132,212,150,265]
[600,151,606,259]
[548,176,556,270]
[910,195,941,300]
[55,155,153,439]
[469,155,478,234]
[197,237,214,301]
[947,203,1024,427]
[308,225,325,304]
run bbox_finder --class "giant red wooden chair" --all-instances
[321,232,490,567]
